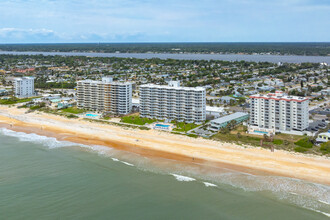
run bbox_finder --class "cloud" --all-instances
[0,28,61,43]
[0,0,328,42]
[0,27,151,43]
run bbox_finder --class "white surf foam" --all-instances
[121,161,134,167]
[0,128,78,149]
[314,210,330,218]
[171,174,196,182]
[0,128,112,155]
[111,157,134,166]
[319,200,330,205]
[203,182,217,187]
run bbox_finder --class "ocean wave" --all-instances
[0,128,78,149]
[319,200,330,205]
[121,161,134,166]
[171,174,196,182]
[111,157,134,166]
[0,127,112,154]
[314,210,330,218]
[203,182,217,187]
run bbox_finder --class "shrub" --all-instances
[188,134,198,138]
[121,116,156,125]
[61,107,86,114]
[320,142,330,154]
[139,126,150,130]
[273,139,283,145]
[66,114,79,119]
[294,147,308,153]
[294,138,313,149]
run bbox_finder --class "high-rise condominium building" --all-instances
[140,81,206,124]
[77,77,132,115]
[13,77,35,98]
[249,91,309,134]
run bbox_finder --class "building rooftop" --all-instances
[318,132,330,137]
[211,112,249,124]
[77,79,131,85]
[14,76,34,81]
[140,83,205,91]
[206,106,225,113]
[250,91,308,102]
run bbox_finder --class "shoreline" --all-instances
[0,121,273,177]
[0,106,329,185]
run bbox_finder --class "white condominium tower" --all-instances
[249,91,309,133]
[140,81,206,124]
[77,77,132,115]
[13,77,35,98]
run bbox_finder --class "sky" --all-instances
[0,0,329,43]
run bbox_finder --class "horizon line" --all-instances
[1,42,330,45]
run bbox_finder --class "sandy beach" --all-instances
[0,105,329,185]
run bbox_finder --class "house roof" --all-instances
[210,112,249,125]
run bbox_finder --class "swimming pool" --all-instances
[155,124,170,128]
[254,130,268,134]
[86,113,98,117]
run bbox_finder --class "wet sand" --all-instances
[0,106,329,185]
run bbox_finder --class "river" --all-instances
[0,51,330,63]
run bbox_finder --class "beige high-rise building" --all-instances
[13,77,35,98]
[249,91,309,134]
[140,81,206,124]
[77,77,132,115]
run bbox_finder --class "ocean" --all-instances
[1,51,330,63]
[0,127,329,220]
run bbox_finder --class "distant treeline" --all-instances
[0,43,330,56]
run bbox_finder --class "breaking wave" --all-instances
[171,174,196,182]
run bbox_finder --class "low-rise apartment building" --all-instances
[248,91,309,135]
[140,81,206,124]
[209,112,249,132]
[77,77,132,115]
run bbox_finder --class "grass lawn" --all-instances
[120,115,157,125]
[172,121,199,132]
[61,107,86,114]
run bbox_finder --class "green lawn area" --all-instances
[120,115,158,125]
[0,97,34,105]
[61,107,86,114]
[172,121,199,132]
